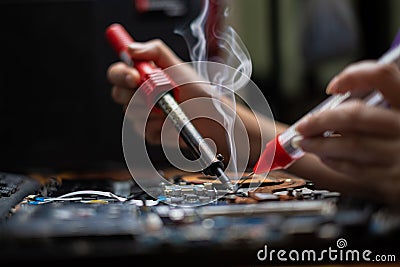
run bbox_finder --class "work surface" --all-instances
[0,168,398,266]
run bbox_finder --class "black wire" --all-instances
[223,174,254,198]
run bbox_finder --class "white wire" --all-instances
[55,190,127,202]
[43,197,83,202]
[31,190,128,204]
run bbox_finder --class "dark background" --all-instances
[0,0,201,174]
[0,0,395,174]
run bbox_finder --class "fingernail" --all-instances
[291,135,304,149]
[326,76,339,94]
[128,43,144,50]
[295,117,309,132]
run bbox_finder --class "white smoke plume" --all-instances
[175,0,253,175]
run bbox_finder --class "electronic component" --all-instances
[159,182,220,206]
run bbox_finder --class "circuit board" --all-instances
[0,170,399,265]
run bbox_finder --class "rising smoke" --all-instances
[174,0,253,175]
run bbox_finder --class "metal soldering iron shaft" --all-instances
[215,167,236,192]
[159,94,235,191]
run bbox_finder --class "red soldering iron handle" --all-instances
[105,23,179,105]
[105,23,158,84]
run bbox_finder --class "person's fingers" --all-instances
[107,62,140,88]
[111,86,135,106]
[127,39,183,69]
[326,61,400,107]
[296,101,400,138]
[299,134,399,166]
[319,156,388,180]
